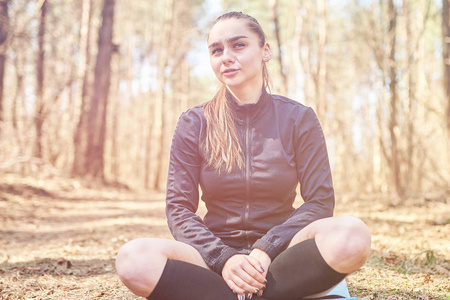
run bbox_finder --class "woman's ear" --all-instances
[263,43,272,62]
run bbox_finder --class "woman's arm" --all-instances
[252,107,334,260]
[166,111,238,274]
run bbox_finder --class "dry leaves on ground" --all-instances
[0,174,449,299]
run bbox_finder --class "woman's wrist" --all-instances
[212,247,239,275]
[250,248,271,267]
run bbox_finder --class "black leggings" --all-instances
[147,239,346,300]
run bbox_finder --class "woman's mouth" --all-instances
[222,68,239,76]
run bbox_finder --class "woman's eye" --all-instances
[211,48,223,55]
[234,42,245,48]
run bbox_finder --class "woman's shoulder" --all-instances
[177,102,207,129]
[270,94,315,116]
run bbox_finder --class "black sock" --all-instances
[262,239,347,300]
[147,259,236,300]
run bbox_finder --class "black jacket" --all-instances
[166,89,334,274]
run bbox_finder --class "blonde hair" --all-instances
[203,12,271,173]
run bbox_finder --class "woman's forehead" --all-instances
[208,19,254,43]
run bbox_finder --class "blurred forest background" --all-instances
[0,0,449,299]
[0,0,449,200]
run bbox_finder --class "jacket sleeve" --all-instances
[252,107,335,261]
[165,112,238,274]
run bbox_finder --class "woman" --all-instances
[115,11,371,300]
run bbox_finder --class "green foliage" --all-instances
[425,250,436,266]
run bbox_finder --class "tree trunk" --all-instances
[0,0,9,131]
[292,1,303,99]
[443,0,450,190]
[387,0,403,198]
[444,0,450,136]
[296,0,313,107]
[109,54,120,180]
[34,0,47,158]
[11,52,22,134]
[85,0,115,178]
[72,0,94,176]
[151,0,174,190]
[296,0,328,122]
[0,54,5,127]
[269,0,288,95]
[180,58,189,112]
[144,100,154,189]
[404,0,415,196]
[315,0,328,122]
[143,2,155,189]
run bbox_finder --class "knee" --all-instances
[116,238,145,276]
[115,238,165,297]
[115,238,147,284]
[335,216,371,267]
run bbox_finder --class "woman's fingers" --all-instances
[234,257,266,287]
[222,255,267,299]
[245,256,267,280]
[248,249,271,297]
[226,277,258,299]
[226,267,264,291]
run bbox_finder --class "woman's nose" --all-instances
[221,49,235,64]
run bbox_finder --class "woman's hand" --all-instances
[249,249,271,297]
[222,254,267,299]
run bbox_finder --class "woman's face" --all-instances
[208,18,271,95]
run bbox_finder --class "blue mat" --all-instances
[257,280,356,300]
[302,279,356,300]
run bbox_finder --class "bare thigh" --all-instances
[115,238,209,297]
[150,238,209,268]
[288,216,337,247]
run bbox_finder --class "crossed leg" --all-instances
[288,215,371,274]
[115,238,209,297]
[115,215,371,299]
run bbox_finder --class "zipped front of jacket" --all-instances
[244,110,251,249]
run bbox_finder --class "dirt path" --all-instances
[0,174,449,299]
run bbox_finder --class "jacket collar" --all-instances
[226,87,271,124]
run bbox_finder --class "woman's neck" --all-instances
[227,85,263,105]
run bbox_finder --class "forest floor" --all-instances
[0,173,449,300]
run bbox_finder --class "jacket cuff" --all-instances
[251,239,282,261]
[211,247,239,275]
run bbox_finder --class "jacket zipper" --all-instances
[244,111,251,248]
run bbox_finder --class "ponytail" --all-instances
[202,85,244,173]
